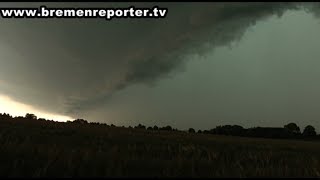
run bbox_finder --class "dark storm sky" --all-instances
[0,2,320,130]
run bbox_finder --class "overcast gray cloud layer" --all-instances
[0,2,320,129]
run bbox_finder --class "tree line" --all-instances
[1,113,319,140]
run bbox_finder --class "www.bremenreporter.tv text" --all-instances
[0,6,168,20]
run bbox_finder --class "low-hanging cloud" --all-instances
[0,2,319,118]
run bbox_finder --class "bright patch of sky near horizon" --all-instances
[0,95,71,121]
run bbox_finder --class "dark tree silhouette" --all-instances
[197,130,202,134]
[284,123,300,134]
[153,126,159,130]
[73,119,88,124]
[188,128,195,133]
[38,118,46,121]
[25,113,37,120]
[160,126,172,131]
[303,125,317,137]
[0,113,12,118]
[135,124,146,130]
[147,127,153,130]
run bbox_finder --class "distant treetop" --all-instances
[73,119,88,124]
[303,125,317,137]
[284,123,301,134]
[25,113,37,120]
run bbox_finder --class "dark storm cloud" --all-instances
[0,2,319,117]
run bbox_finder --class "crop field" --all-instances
[0,116,320,177]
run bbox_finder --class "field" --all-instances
[0,116,320,177]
